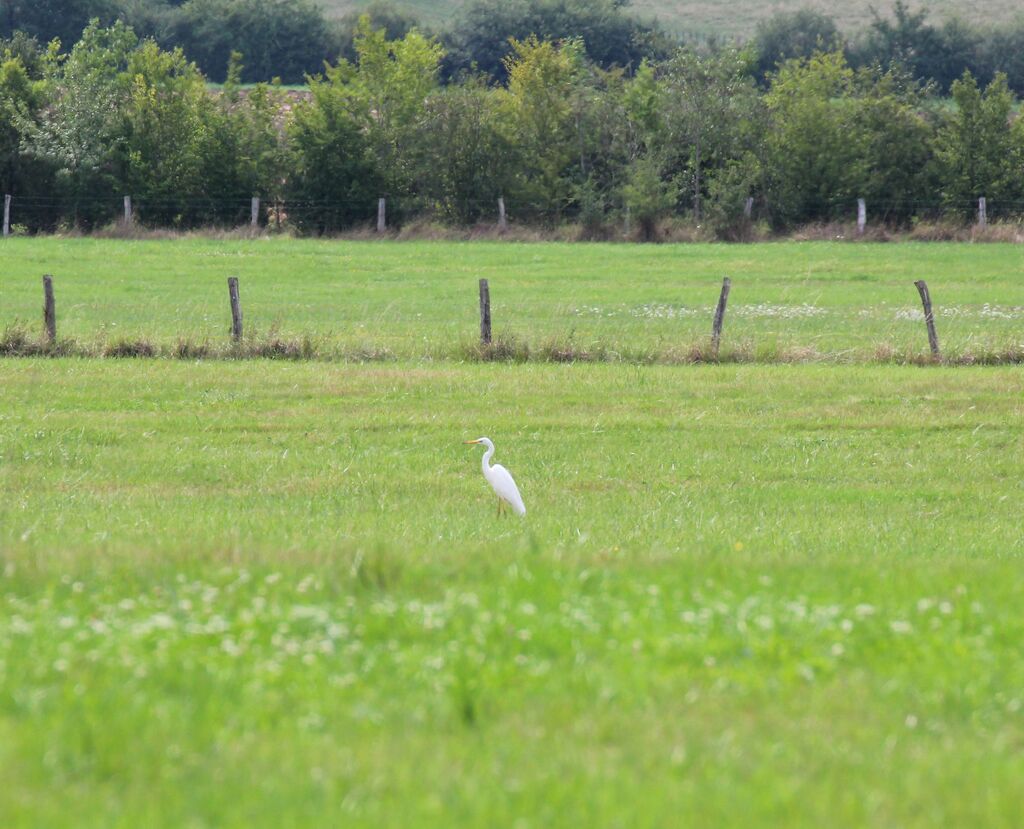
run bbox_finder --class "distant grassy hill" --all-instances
[321,0,1024,38]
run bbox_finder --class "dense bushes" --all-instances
[2,20,1024,237]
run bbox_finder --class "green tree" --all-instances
[933,71,1017,216]
[334,1,422,63]
[499,36,584,220]
[849,66,935,223]
[657,47,763,220]
[419,78,515,225]
[621,151,675,240]
[444,0,668,83]
[0,0,118,48]
[120,40,212,225]
[24,20,137,227]
[754,9,842,82]
[332,18,445,212]
[169,0,333,83]
[285,66,384,234]
[763,50,862,226]
[0,54,55,229]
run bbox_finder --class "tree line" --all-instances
[2,18,1023,237]
[4,0,1024,93]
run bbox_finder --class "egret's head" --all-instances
[464,437,494,450]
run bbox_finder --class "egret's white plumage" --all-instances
[465,437,526,517]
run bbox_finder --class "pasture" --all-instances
[1,239,1023,825]
[2,358,1023,826]
[2,238,1024,361]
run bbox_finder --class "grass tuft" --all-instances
[103,338,157,358]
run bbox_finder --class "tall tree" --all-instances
[23,20,136,226]
[499,36,584,219]
[933,71,1018,216]
[658,48,763,220]
[763,50,862,226]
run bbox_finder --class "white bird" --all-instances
[464,437,526,517]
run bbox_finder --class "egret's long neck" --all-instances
[481,443,495,475]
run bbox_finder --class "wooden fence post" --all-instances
[479,279,491,345]
[857,198,866,235]
[914,280,940,361]
[711,277,731,358]
[123,195,133,225]
[978,197,987,229]
[250,197,260,228]
[42,275,56,344]
[743,197,753,220]
[228,277,243,342]
[377,198,386,234]
[624,206,631,237]
[498,197,508,230]
[3,194,10,238]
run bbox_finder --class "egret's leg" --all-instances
[497,498,502,518]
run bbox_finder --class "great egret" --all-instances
[464,437,526,517]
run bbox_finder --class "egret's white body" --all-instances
[465,437,526,517]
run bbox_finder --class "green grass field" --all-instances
[1,359,1023,826]
[2,239,1023,825]
[2,238,1024,362]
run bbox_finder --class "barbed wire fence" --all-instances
[3,191,1022,238]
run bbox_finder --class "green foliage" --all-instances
[5,16,1024,234]
[0,30,44,76]
[168,0,334,83]
[500,36,584,220]
[419,79,515,225]
[310,17,445,216]
[703,152,762,239]
[444,0,668,82]
[23,20,137,227]
[934,71,1019,216]
[753,9,842,81]
[120,40,213,224]
[333,0,423,63]
[620,152,675,239]
[0,0,119,48]
[849,66,935,223]
[656,48,763,219]
[286,73,384,234]
[0,53,54,228]
[763,51,863,226]
[855,1,985,94]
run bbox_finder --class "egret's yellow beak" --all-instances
[464,439,482,444]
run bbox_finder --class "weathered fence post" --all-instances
[479,279,491,345]
[228,277,243,342]
[498,197,508,231]
[123,195,133,225]
[42,275,56,344]
[914,280,940,361]
[377,198,386,234]
[3,194,10,238]
[711,277,731,358]
[743,197,753,220]
[978,197,987,229]
[624,206,631,237]
[857,198,866,235]
[250,197,260,228]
